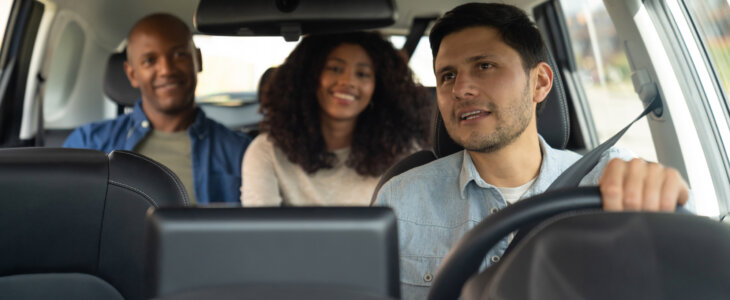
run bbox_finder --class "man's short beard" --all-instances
[456,82,533,153]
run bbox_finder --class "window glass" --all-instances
[193,35,436,105]
[561,0,657,161]
[0,1,12,47]
[193,36,299,103]
[390,36,436,86]
[682,0,730,100]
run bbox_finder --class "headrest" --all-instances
[0,148,189,300]
[146,207,399,299]
[103,51,140,107]
[195,0,395,41]
[107,150,191,206]
[433,52,570,157]
[0,148,108,275]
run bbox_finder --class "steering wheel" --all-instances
[426,187,604,300]
[426,186,691,300]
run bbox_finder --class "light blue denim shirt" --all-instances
[375,136,638,300]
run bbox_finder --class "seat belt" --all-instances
[503,82,661,255]
[34,73,46,146]
[546,82,661,191]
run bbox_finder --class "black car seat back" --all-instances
[0,148,189,300]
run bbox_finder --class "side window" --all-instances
[0,1,12,47]
[390,36,435,86]
[44,21,85,120]
[682,0,730,110]
[561,0,658,161]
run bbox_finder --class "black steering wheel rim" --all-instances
[426,186,603,300]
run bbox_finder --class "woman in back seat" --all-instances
[242,31,432,206]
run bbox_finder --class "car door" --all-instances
[0,0,44,147]
[536,0,730,218]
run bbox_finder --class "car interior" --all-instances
[0,0,729,299]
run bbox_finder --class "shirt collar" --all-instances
[458,135,558,199]
[132,99,208,138]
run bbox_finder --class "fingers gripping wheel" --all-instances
[426,187,603,300]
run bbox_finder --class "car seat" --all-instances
[0,148,190,300]
[103,51,140,115]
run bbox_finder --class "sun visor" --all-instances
[194,0,396,41]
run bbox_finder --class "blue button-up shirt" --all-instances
[63,101,251,204]
[375,136,638,300]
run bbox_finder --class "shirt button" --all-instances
[491,255,501,263]
[490,207,499,214]
[424,272,433,282]
[141,121,149,128]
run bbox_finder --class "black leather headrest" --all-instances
[146,207,399,299]
[103,52,140,107]
[0,148,109,275]
[107,151,191,207]
[433,53,570,158]
[0,148,189,300]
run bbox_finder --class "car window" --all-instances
[193,35,299,103]
[667,0,730,215]
[390,36,435,86]
[0,1,11,47]
[193,35,437,105]
[561,0,657,161]
[682,0,730,111]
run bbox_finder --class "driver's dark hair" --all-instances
[429,3,549,115]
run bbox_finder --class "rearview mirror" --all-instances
[194,0,396,41]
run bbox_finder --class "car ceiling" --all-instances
[45,0,544,47]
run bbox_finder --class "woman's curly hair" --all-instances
[260,31,433,177]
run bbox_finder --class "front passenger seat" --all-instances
[0,148,190,300]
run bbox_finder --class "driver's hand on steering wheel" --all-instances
[598,158,689,212]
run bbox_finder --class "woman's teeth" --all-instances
[334,92,355,101]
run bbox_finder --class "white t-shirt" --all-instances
[497,177,537,205]
[241,133,380,206]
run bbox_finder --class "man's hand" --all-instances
[598,158,689,212]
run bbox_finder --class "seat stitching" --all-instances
[109,180,159,207]
[556,73,569,148]
[114,151,190,206]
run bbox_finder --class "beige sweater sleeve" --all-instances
[241,134,283,206]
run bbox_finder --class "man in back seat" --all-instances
[375,3,690,299]
[64,13,251,204]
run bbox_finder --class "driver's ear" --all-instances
[532,62,553,104]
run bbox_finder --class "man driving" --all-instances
[375,3,690,299]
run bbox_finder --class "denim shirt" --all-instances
[375,136,637,300]
[63,100,251,204]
